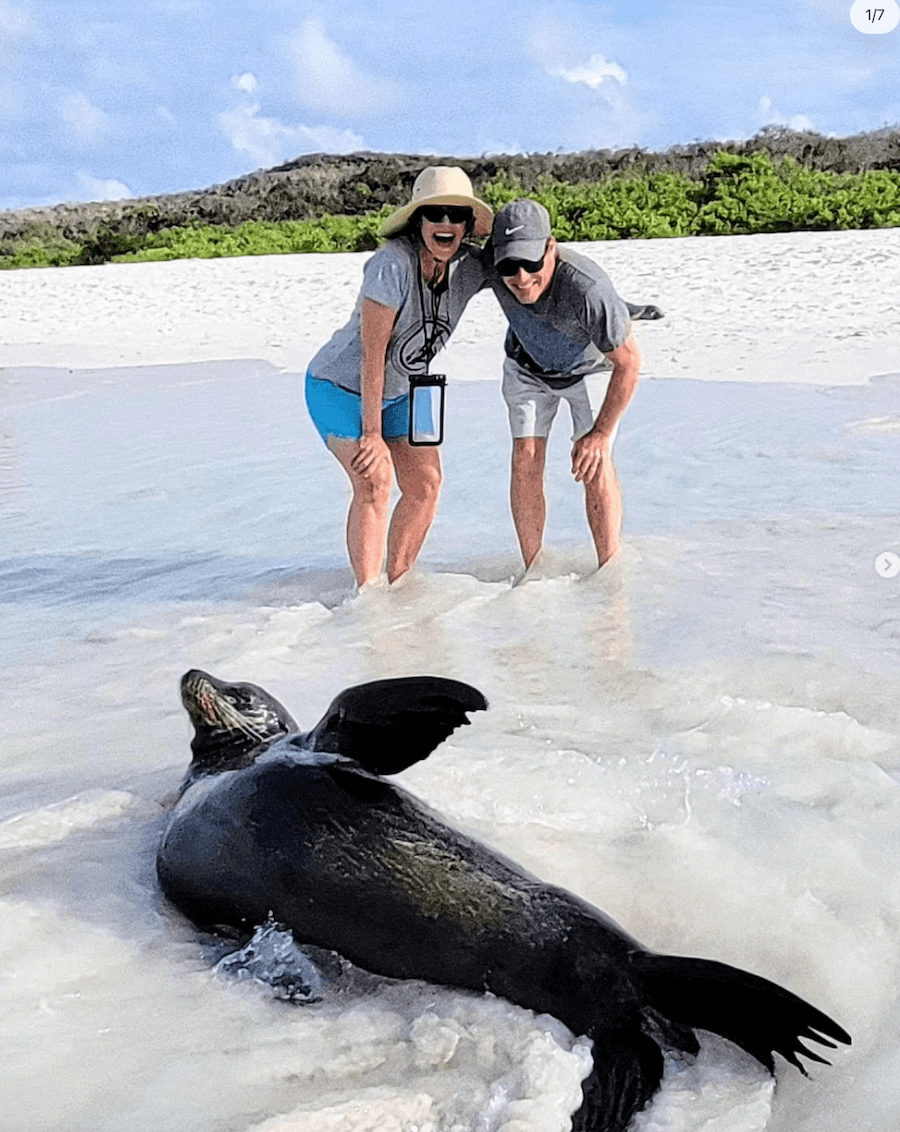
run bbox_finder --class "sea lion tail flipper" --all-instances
[304,676,488,775]
[573,1027,664,1132]
[633,953,851,1075]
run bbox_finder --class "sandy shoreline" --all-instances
[1,227,898,385]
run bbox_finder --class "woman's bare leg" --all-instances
[327,437,393,587]
[385,441,443,583]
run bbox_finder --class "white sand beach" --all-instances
[1,228,899,1132]
[2,226,899,385]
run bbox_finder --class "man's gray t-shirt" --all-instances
[489,246,632,389]
[307,237,487,400]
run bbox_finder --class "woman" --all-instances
[305,166,492,588]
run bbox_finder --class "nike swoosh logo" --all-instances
[504,225,525,235]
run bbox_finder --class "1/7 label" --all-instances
[850,0,900,32]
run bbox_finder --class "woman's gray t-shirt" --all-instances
[307,237,488,401]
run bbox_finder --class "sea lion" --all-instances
[157,669,850,1132]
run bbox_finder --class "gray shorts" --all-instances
[501,356,617,443]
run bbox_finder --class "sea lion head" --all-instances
[180,669,298,781]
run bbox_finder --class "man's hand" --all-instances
[571,430,612,483]
[570,333,640,483]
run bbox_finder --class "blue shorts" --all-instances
[305,373,410,443]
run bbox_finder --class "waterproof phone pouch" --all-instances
[408,374,446,446]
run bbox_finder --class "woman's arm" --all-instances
[352,297,399,476]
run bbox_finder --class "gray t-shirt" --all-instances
[307,237,488,400]
[489,245,632,389]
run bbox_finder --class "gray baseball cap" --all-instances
[492,199,552,264]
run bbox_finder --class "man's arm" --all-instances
[571,333,641,483]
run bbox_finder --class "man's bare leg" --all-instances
[510,436,548,568]
[385,440,442,583]
[583,454,622,568]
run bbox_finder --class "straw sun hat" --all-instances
[379,166,493,238]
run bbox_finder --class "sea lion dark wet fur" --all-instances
[157,669,850,1132]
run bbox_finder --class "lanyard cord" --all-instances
[415,256,447,371]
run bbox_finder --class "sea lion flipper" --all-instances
[304,676,488,775]
[626,301,664,321]
[214,919,326,1003]
[633,953,851,1076]
[574,1028,664,1132]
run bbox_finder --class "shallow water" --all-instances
[1,360,898,1131]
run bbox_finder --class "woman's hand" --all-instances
[351,433,391,478]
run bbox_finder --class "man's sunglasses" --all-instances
[419,205,473,225]
[496,248,548,277]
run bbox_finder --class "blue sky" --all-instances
[1,0,898,212]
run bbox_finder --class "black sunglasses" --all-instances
[496,247,548,277]
[419,205,473,225]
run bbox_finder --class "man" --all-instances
[487,199,659,571]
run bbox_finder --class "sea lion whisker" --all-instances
[186,676,271,741]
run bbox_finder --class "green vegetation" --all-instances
[104,208,394,263]
[0,208,396,269]
[481,153,900,239]
[3,151,899,270]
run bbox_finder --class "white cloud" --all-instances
[549,53,628,89]
[528,16,628,91]
[59,91,111,146]
[286,17,400,117]
[75,171,132,202]
[0,168,133,209]
[757,95,815,132]
[233,72,258,96]
[218,97,364,169]
[523,20,641,146]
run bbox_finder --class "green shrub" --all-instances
[108,206,394,263]
[690,152,900,235]
[0,223,81,268]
